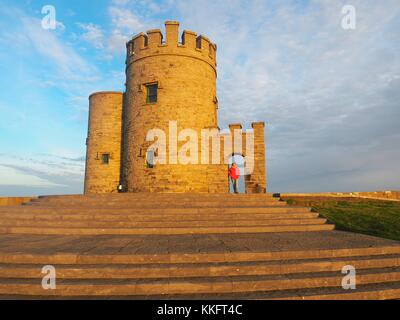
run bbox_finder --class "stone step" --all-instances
[2,246,399,265]
[274,283,400,300]
[33,195,279,201]
[0,254,398,279]
[37,194,277,201]
[25,200,286,208]
[0,218,327,228]
[0,206,312,215]
[0,267,398,296]
[4,283,400,300]
[31,194,280,203]
[0,224,335,236]
[133,282,400,300]
[0,213,319,222]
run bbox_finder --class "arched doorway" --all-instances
[228,154,246,194]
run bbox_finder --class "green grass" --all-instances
[284,197,400,241]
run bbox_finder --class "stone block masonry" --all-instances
[0,197,36,206]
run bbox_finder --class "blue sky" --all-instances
[0,0,399,196]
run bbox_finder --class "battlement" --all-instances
[126,21,217,69]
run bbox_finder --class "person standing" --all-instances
[229,163,240,194]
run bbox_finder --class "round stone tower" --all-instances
[122,21,220,192]
[84,92,123,194]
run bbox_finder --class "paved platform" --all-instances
[0,231,398,256]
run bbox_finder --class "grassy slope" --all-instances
[284,197,400,241]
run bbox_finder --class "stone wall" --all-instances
[129,164,228,193]
[0,197,36,206]
[281,191,400,202]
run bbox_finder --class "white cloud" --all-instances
[0,153,84,189]
[77,23,104,49]
[74,5,145,55]
[109,6,143,32]
[107,29,129,54]
[104,2,149,54]
[56,21,66,31]
[21,16,95,81]
[0,165,62,187]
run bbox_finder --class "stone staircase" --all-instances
[0,193,333,235]
[0,193,399,299]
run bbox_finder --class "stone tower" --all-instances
[84,92,123,194]
[121,21,224,193]
[84,21,267,194]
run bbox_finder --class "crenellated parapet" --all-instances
[126,21,217,71]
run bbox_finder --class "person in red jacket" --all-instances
[229,162,240,194]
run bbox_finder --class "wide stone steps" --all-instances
[27,194,284,208]
[0,212,320,222]
[2,243,400,298]
[1,193,398,299]
[0,246,399,297]
[0,224,335,235]
[36,193,277,201]
[0,266,399,297]
[1,254,399,279]
[2,246,399,265]
[25,201,286,208]
[0,194,331,235]
[0,218,327,228]
[0,206,310,214]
